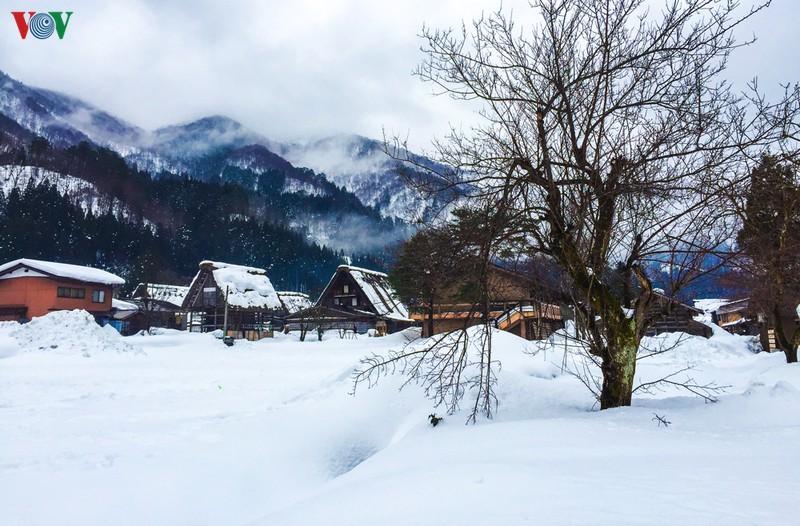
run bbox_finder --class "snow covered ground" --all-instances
[1,311,798,525]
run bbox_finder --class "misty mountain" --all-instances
[0,70,449,224]
[0,70,422,254]
[277,134,455,222]
[0,70,143,150]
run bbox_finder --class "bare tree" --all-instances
[384,0,794,411]
[356,195,524,422]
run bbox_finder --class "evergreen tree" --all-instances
[737,155,800,362]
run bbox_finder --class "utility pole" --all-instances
[222,285,229,336]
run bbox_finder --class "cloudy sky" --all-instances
[0,0,796,151]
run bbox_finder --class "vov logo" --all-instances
[11,11,73,39]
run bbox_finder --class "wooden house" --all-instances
[411,264,564,340]
[286,265,413,335]
[130,283,190,330]
[276,291,313,315]
[0,258,124,323]
[713,298,799,352]
[108,298,144,335]
[494,301,564,340]
[713,299,761,336]
[182,260,283,341]
[642,292,711,338]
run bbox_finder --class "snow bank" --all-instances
[2,312,798,525]
[8,310,140,357]
[639,322,758,364]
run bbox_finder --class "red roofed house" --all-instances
[0,258,125,322]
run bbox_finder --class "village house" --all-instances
[108,298,143,335]
[642,291,712,338]
[412,264,564,340]
[182,260,283,341]
[286,265,413,335]
[712,299,761,336]
[276,291,313,315]
[713,298,799,352]
[0,258,124,323]
[131,282,190,330]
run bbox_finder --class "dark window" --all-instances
[92,290,106,303]
[203,287,217,306]
[57,287,86,299]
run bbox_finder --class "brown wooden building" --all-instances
[287,265,413,335]
[713,298,799,352]
[131,283,190,330]
[411,264,564,340]
[0,258,124,322]
[642,292,712,338]
[276,291,313,316]
[182,260,283,340]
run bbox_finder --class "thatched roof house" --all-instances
[287,265,413,335]
[183,260,282,340]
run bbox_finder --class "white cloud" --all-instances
[0,0,796,152]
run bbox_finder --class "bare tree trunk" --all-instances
[427,294,435,338]
[773,305,799,363]
[599,325,638,409]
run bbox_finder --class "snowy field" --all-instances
[1,311,798,525]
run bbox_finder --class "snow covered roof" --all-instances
[693,298,730,314]
[0,258,125,285]
[276,291,313,314]
[195,261,282,310]
[112,298,139,311]
[328,265,411,321]
[714,298,750,314]
[134,283,189,308]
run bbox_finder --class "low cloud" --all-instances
[0,0,795,151]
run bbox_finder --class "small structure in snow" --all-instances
[182,261,282,340]
[130,283,190,330]
[286,265,413,335]
[712,298,798,352]
[642,292,711,338]
[276,291,313,315]
[0,258,124,323]
[108,298,143,335]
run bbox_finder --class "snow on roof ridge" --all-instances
[200,260,267,274]
[337,264,388,277]
[0,258,125,285]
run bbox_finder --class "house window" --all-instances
[203,287,217,306]
[92,290,106,303]
[343,284,349,294]
[351,297,357,306]
[334,298,340,305]
[57,287,85,299]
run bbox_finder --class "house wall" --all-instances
[318,272,372,313]
[436,266,534,304]
[0,276,113,320]
[644,295,710,338]
[184,269,221,309]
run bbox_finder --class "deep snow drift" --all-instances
[0,312,798,525]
